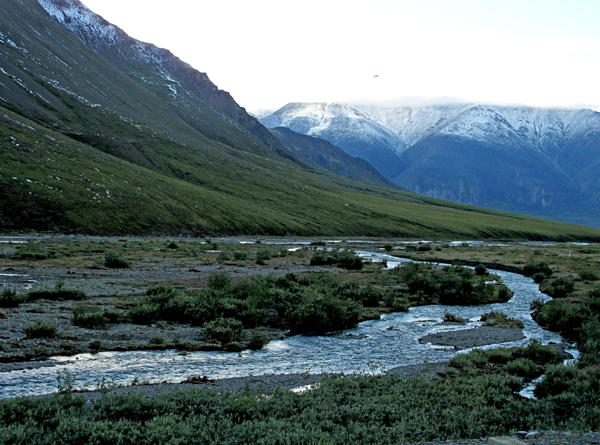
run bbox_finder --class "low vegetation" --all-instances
[480,311,524,328]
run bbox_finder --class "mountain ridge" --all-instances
[261,102,600,227]
[1,0,600,240]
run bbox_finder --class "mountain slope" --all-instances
[1,0,600,240]
[262,103,600,227]
[268,127,401,189]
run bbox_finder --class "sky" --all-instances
[81,0,600,114]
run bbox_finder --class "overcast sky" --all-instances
[81,0,600,113]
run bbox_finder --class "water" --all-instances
[0,252,564,399]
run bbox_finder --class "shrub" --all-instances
[206,272,231,290]
[474,264,488,276]
[203,318,243,344]
[248,330,269,350]
[579,268,599,281]
[216,251,230,262]
[166,242,179,249]
[384,244,393,252]
[89,339,102,351]
[506,358,540,378]
[256,250,271,265]
[360,285,383,306]
[104,253,130,268]
[443,312,465,323]
[24,321,59,338]
[548,277,575,298]
[310,250,363,270]
[11,240,51,261]
[149,336,164,345]
[72,305,108,329]
[417,243,432,252]
[233,251,248,261]
[519,339,560,365]
[0,288,27,307]
[282,289,361,334]
[523,262,553,277]
[480,311,524,328]
[486,348,512,364]
[128,302,161,325]
[534,364,578,398]
[532,272,547,284]
[28,288,86,301]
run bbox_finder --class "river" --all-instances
[0,251,563,399]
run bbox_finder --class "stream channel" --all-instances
[0,250,564,399]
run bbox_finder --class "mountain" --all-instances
[267,127,400,189]
[261,103,600,227]
[1,0,600,240]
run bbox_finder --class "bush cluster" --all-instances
[480,311,524,328]
[104,253,130,269]
[0,288,27,307]
[128,273,367,336]
[24,321,59,339]
[394,263,510,306]
[523,262,553,278]
[2,368,599,444]
[310,250,363,270]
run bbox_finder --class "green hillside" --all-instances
[1,0,600,240]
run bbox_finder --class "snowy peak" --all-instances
[262,102,600,155]
[37,0,189,69]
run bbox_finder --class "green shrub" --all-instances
[256,250,271,265]
[104,253,130,268]
[506,358,540,378]
[579,268,599,281]
[233,251,248,261]
[89,339,102,351]
[519,339,560,365]
[532,272,547,284]
[474,264,488,276]
[360,285,383,306]
[310,250,363,270]
[149,336,164,345]
[417,243,432,252]
[28,288,86,301]
[248,330,269,350]
[282,288,361,334]
[24,321,59,338]
[0,288,27,307]
[523,262,553,277]
[206,272,231,290]
[444,312,465,323]
[128,302,161,325]
[384,244,393,252]
[486,348,513,364]
[547,277,575,298]
[216,251,230,262]
[11,240,52,261]
[72,305,108,329]
[203,317,243,344]
[534,364,578,398]
[480,311,524,328]
[166,242,179,249]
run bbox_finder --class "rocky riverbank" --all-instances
[419,326,526,349]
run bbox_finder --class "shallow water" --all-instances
[0,252,563,399]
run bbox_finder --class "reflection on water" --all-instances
[0,253,564,399]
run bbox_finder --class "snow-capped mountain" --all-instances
[261,103,600,227]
